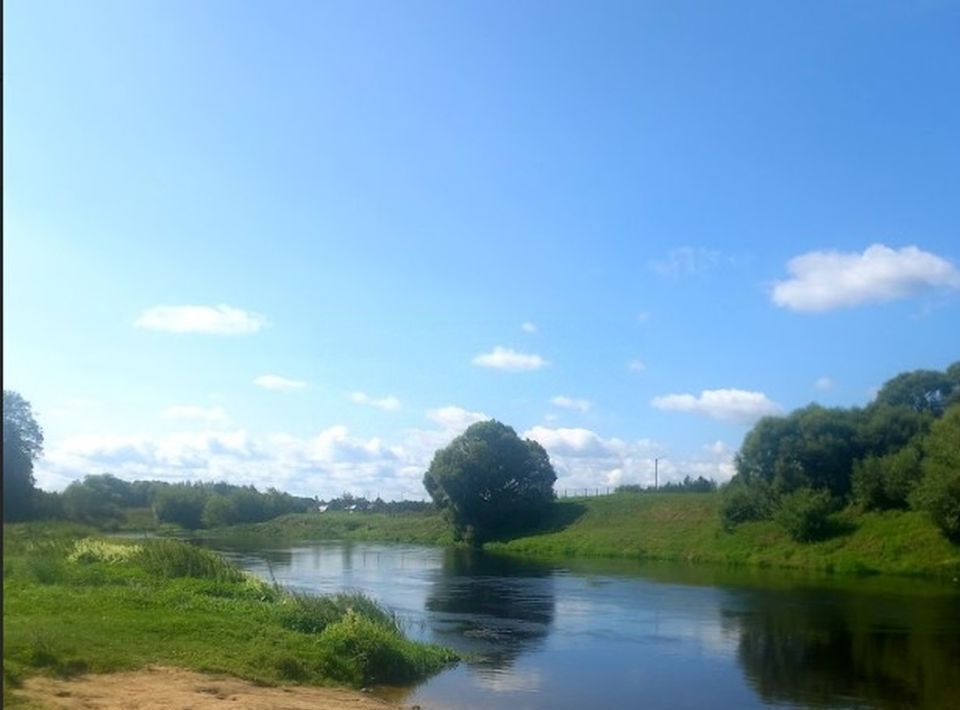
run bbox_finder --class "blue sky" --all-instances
[5,0,959,499]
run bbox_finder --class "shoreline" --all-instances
[9,666,415,710]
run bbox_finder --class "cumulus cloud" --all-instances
[36,426,412,501]
[627,360,647,372]
[814,376,834,391]
[349,392,401,411]
[649,247,722,277]
[253,374,307,391]
[162,405,227,424]
[426,405,489,431]
[549,396,591,412]
[651,388,781,423]
[521,321,538,333]
[472,346,548,371]
[772,244,960,312]
[134,305,265,334]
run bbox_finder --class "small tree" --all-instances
[423,420,556,544]
[3,390,44,521]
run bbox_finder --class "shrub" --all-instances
[911,405,960,541]
[153,486,207,528]
[775,488,834,543]
[852,444,923,511]
[320,610,454,686]
[719,477,776,530]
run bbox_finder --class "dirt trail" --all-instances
[15,666,414,709]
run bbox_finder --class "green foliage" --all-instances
[423,420,557,544]
[278,591,397,635]
[736,405,863,498]
[3,391,44,522]
[61,475,129,528]
[3,527,457,691]
[775,488,834,542]
[319,610,455,686]
[857,404,933,458]
[720,477,776,530]
[617,475,717,494]
[875,368,956,416]
[852,443,924,511]
[152,485,208,528]
[485,493,960,577]
[133,540,246,582]
[911,405,960,541]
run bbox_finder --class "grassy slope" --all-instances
[2,524,456,707]
[201,495,960,578]
[487,493,960,577]
[206,510,454,545]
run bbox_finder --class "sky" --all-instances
[4,0,959,500]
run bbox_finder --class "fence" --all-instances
[557,487,615,499]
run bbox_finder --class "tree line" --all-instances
[721,362,960,542]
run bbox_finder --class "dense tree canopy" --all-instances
[723,361,960,542]
[3,390,44,521]
[423,420,556,544]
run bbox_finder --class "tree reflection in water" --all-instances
[724,586,960,708]
[425,548,556,670]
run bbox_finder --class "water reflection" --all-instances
[193,537,960,709]
[724,586,960,709]
[425,548,556,670]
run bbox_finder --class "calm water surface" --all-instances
[202,539,960,709]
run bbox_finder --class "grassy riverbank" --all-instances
[2,523,456,708]
[488,493,960,577]
[223,494,960,578]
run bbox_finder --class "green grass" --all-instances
[2,525,457,706]
[202,510,454,545]
[161,495,960,579]
[486,493,960,578]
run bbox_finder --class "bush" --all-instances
[279,592,397,635]
[911,405,960,541]
[775,488,834,543]
[852,444,923,511]
[719,477,776,531]
[153,486,207,529]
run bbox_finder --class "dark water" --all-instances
[203,539,960,709]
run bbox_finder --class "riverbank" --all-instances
[2,524,456,708]
[219,493,960,578]
[9,666,404,710]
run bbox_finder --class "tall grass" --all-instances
[134,540,246,582]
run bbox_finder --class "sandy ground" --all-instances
[14,666,416,710]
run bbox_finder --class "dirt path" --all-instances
[14,666,415,709]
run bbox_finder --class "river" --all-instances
[200,539,960,709]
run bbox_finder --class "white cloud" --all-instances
[772,244,960,312]
[253,374,307,391]
[426,405,489,431]
[350,392,401,411]
[549,396,591,412]
[521,321,537,333]
[814,376,834,391]
[134,305,265,334]
[162,405,227,424]
[472,346,548,371]
[649,247,722,277]
[651,388,781,423]
[627,360,647,372]
[636,311,651,324]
